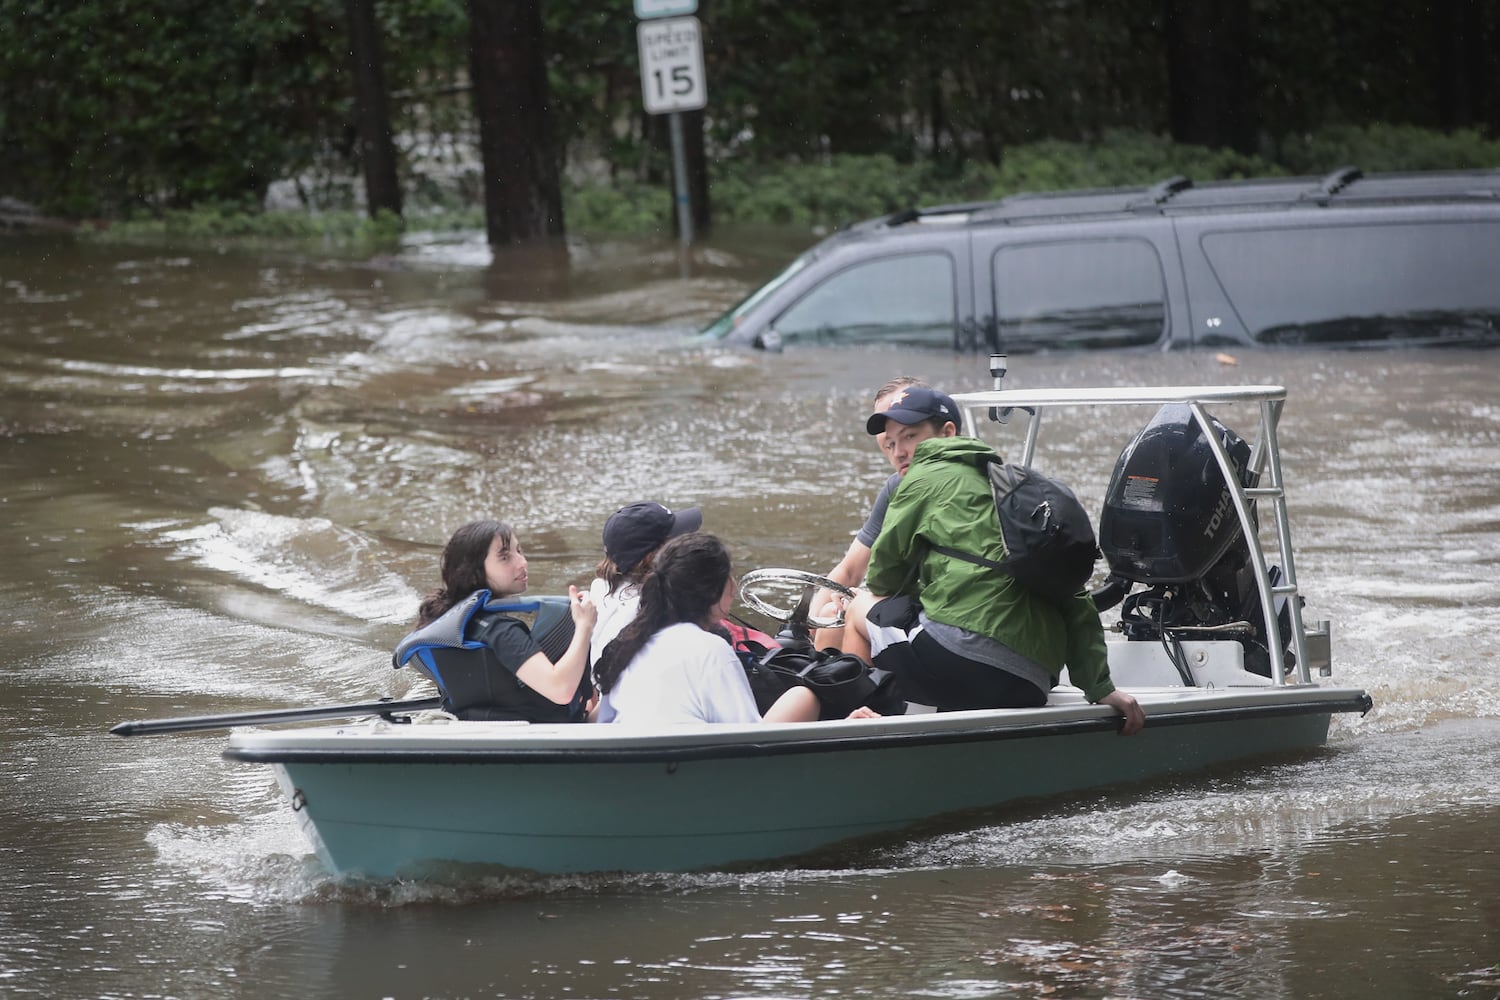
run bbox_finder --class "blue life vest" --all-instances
[392,591,588,723]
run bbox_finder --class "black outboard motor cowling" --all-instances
[1098,403,1257,583]
[1094,404,1294,678]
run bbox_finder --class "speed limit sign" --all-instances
[637,16,706,114]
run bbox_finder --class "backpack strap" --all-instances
[928,542,1009,573]
[923,449,1012,573]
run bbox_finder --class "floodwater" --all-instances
[1,226,1498,1000]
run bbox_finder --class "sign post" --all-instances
[636,11,704,247]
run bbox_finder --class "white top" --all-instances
[589,577,641,666]
[596,622,762,725]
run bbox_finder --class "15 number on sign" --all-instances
[654,65,697,101]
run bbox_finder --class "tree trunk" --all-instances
[467,0,564,245]
[344,0,402,219]
[1163,0,1258,155]
[928,61,947,158]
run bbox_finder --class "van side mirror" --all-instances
[753,329,784,353]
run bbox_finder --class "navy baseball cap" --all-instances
[865,386,960,435]
[603,502,703,573]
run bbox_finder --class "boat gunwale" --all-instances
[223,688,1371,766]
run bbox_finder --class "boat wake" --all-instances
[155,506,419,628]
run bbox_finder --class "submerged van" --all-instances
[701,168,1500,352]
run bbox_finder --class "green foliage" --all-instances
[540,3,638,171]
[87,203,406,254]
[1276,124,1500,174]
[705,0,916,159]
[984,132,1279,197]
[674,125,1493,233]
[55,123,1500,244]
[563,179,670,234]
[3,0,1496,231]
[698,133,1282,231]
[0,0,471,220]
[1252,0,1459,137]
[0,0,352,217]
[710,155,959,228]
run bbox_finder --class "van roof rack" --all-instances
[1130,174,1194,210]
[1300,166,1364,204]
[831,169,1500,239]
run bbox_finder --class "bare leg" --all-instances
[811,590,848,650]
[812,625,844,650]
[841,590,879,664]
[763,685,820,723]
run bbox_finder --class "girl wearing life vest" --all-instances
[393,520,596,722]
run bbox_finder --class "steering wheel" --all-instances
[738,568,855,631]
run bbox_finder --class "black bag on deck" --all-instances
[734,639,907,720]
[931,455,1100,604]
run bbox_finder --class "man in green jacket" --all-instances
[843,386,1144,734]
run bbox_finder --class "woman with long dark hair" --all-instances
[594,532,820,725]
[393,519,596,722]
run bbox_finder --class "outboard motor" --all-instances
[1092,404,1295,678]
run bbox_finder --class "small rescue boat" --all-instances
[121,377,1373,878]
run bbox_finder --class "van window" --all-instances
[1202,222,1500,346]
[992,239,1167,350]
[773,253,957,346]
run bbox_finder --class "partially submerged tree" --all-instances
[467,0,564,244]
[345,0,403,219]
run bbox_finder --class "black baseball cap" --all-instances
[602,502,703,573]
[865,386,960,434]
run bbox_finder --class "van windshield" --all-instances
[699,253,813,340]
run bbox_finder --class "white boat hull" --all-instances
[227,685,1370,878]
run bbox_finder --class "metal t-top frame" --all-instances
[950,382,1312,686]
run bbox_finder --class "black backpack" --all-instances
[931,454,1100,604]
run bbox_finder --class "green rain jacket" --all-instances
[866,435,1117,703]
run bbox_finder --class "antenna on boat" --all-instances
[988,353,1009,424]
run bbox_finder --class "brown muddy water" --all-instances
[1,227,1498,999]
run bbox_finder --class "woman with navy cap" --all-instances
[588,501,702,665]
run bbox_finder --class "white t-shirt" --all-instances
[596,622,762,725]
[589,577,640,666]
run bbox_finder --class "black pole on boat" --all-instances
[109,696,444,737]
[772,585,818,653]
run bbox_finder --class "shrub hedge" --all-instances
[79,124,1500,246]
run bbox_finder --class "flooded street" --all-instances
[2,228,1498,999]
